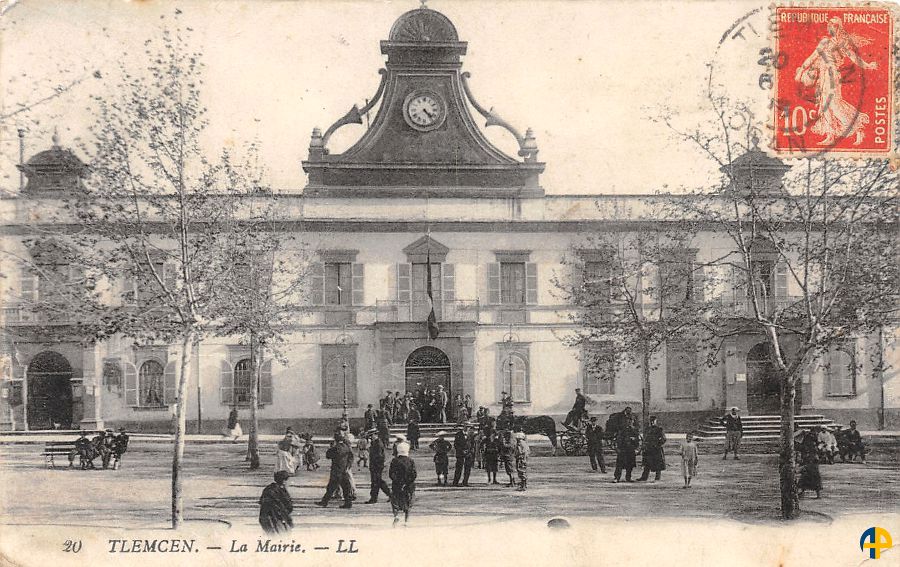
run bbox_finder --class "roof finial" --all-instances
[51,126,60,148]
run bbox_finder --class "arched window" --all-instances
[502,353,529,403]
[139,360,165,407]
[234,359,253,404]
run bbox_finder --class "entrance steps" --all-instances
[693,414,838,444]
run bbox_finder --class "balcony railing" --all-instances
[376,300,480,323]
[1,306,74,325]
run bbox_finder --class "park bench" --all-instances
[42,441,77,468]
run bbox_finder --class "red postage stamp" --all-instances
[772,5,895,156]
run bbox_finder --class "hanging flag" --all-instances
[426,248,440,339]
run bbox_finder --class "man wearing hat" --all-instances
[435,385,449,423]
[429,431,452,486]
[452,427,474,487]
[719,407,743,460]
[364,428,392,504]
[112,427,129,470]
[99,429,117,469]
[637,416,667,482]
[514,431,530,491]
[316,432,354,509]
[586,416,607,473]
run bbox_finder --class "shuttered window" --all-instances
[825,348,856,396]
[138,360,166,407]
[321,345,357,408]
[666,342,698,400]
[222,358,274,406]
[583,342,615,395]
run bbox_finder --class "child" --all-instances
[679,431,700,488]
[514,431,530,491]
[303,435,320,471]
[406,419,420,451]
[356,435,370,470]
[483,431,500,484]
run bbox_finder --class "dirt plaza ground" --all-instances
[1,440,898,530]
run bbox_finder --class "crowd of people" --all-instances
[257,392,870,533]
[369,387,480,425]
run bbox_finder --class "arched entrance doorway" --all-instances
[746,342,801,415]
[27,351,74,430]
[405,346,451,406]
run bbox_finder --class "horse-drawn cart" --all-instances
[557,426,588,456]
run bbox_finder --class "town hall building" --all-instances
[1,6,896,433]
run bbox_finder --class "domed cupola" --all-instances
[16,131,87,194]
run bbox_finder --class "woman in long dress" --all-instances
[274,429,297,476]
[259,471,293,534]
[794,17,878,146]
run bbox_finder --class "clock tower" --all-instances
[302,6,544,197]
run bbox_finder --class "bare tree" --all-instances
[555,219,709,430]
[661,94,898,519]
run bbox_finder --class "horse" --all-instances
[488,414,559,455]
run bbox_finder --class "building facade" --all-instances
[1,7,897,433]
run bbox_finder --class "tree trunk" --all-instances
[640,348,651,430]
[171,328,195,529]
[247,335,260,470]
[779,373,800,519]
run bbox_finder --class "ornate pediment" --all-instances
[403,235,449,263]
[302,7,544,198]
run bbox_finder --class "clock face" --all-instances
[404,92,445,131]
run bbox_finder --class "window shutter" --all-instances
[691,261,704,302]
[397,263,411,302]
[488,263,501,304]
[775,261,788,298]
[259,360,273,405]
[220,359,234,405]
[441,264,455,301]
[164,361,177,405]
[525,263,538,304]
[20,268,38,303]
[731,265,746,306]
[351,263,365,306]
[163,263,177,295]
[310,262,325,305]
[124,362,138,406]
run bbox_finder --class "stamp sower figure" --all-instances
[429,431,452,486]
[720,407,743,460]
[259,470,293,534]
[514,431,530,491]
[679,431,699,488]
[316,432,354,509]
[389,442,417,526]
[614,416,640,483]
[586,416,607,473]
[365,429,392,504]
[638,416,666,482]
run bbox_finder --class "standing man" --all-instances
[498,391,514,430]
[381,390,394,425]
[376,410,391,449]
[364,403,376,431]
[364,429,392,504]
[500,429,517,487]
[614,415,640,483]
[316,432,354,509]
[393,391,404,423]
[586,417,607,473]
[435,384,449,423]
[429,431,452,486]
[637,416,667,482]
[452,427,470,486]
[514,431,530,491]
[720,407,743,460]
[463,394,474,421]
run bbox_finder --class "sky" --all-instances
[0,0,776,195]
